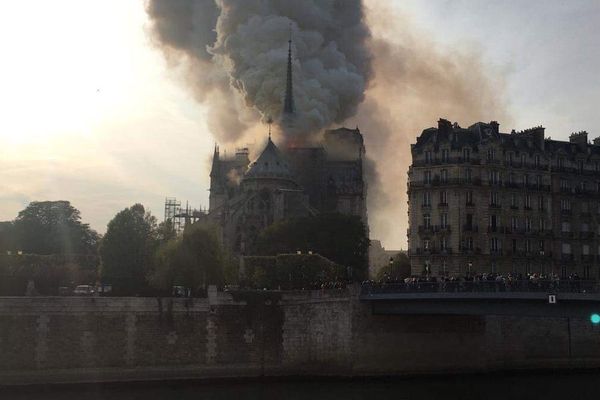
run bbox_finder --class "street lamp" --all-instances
[467,261,473,276]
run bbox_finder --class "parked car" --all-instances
[172,286,190,297]
[73,285,95,296]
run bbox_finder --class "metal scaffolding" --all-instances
[164,197,208,233]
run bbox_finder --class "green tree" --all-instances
[99,204,157,295]
[255,213,370,281]
[147,222,227,295]
[178,223,224,291]
[0,221,15,253]
[147,237,182,294]
[156,219,177,243]
[12,201,99,255]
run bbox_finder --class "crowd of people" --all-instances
[363,272,597,294]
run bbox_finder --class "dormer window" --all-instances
[441,149,449,163]
[425,151,432,163]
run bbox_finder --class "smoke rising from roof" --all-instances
[147,0,371,142]
[146,0,509,247]
[356,2,510,247]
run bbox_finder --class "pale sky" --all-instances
[0,1,599,249]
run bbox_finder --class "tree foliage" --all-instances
[255,213,370,281]
[0,221,15,253]
[99,204,157,295]
[242,254,345,290]
[8,201,99,255]
[148,222,227,294]
[0,254,99,296]
[147,236,181,294]
[156,219,177,243]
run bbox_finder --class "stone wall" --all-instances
[1,288,600,385]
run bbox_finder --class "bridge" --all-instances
[359,280,600,318]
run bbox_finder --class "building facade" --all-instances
[408,119,600,278]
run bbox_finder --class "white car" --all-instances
[73,285,95,296]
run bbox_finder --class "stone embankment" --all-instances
[1,286,599,385]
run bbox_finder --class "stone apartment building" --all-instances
[408,119,600,278]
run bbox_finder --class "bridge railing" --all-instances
[360,280,600,296]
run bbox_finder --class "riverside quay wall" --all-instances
[1,288,600,385]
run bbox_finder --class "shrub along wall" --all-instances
[0,254,99,296]
[242,253,346,289]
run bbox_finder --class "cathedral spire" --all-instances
[210,144,220,178]
[283,29,295,116]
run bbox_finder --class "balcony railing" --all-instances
[438,225,451,233]
[361,280,600,296]
[458,247,482,255]
[418,225,452,234]
[418,225,433,234]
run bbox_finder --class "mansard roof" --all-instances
[413,118,600,158]
[244,137,295,181]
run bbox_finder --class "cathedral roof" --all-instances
[244,137,295,181]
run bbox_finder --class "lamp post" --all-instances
[389,257,394,280]
[467,261,473,276]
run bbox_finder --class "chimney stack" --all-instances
[569,131,588,148]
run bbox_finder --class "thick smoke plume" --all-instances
[147,0,371,143]
[356,2,510,248]
[146,0,509,248]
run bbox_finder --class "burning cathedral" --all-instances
[208,39,368,255]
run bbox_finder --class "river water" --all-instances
[2,372,598,400]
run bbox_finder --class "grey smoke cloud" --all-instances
[354,2,510,247]
[146,0,508,247]
[146,0,371,142]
